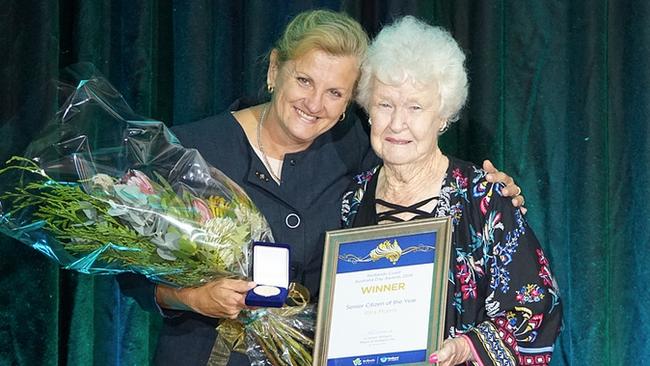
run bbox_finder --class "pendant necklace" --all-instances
[256,104,282,183]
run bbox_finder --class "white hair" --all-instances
[356,16,468,124]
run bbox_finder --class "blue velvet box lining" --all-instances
[245,241,290,308]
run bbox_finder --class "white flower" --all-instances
[201,217,237,246]
[198,217,242,268]
[234,205,272,242]
[91,173,115,191]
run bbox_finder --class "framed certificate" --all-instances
[314,217,452,366]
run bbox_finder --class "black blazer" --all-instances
[119,99,377,365]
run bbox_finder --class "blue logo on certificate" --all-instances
[328,350,427,365]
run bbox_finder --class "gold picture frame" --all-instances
[313,217,452,366]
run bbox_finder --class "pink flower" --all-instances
[486,212,501,227]
[536,248,549,266]
[459,177,468,188]
[539,267,553,287]
[531,289,540,297]
[192,198,213,224]
[456,264,471,283]
[529,314,544,329]
[461,282,477,300]
[480,196,489,215]
[125,170,155,194]
[516,293,525,303]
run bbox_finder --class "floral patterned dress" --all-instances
[341,157,563,366]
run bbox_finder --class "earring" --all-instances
[267,85,274,93]
[339,112,346,121]
[368,118,372,126]
[439,120,449,133]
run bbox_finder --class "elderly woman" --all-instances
[342,16,562,366]
[119,10,525,365]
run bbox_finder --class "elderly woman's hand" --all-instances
[483,159,527,213]
[429,336,473,365]
[156,278,256,319]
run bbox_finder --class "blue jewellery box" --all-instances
[245,241,290,308]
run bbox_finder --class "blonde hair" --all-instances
[356,16,468,124]
[274,9,368,67]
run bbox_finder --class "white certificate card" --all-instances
[326,232,437,365]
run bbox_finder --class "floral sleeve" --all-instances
[464,179,562,366]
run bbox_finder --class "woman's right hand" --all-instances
[156,279,256,319]
[429,336,473,365]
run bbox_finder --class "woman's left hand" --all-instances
[483,159,527,213]
[429,336,473,365]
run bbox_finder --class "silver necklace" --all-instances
[256,104,282,183]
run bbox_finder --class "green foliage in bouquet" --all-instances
[0,156,259,287]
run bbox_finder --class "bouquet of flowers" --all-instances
[0,65,313,365]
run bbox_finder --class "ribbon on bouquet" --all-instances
[210,282,314,366]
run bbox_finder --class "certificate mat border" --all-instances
[314,217,452,366]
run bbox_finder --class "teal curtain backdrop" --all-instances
[1,0,648,365]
